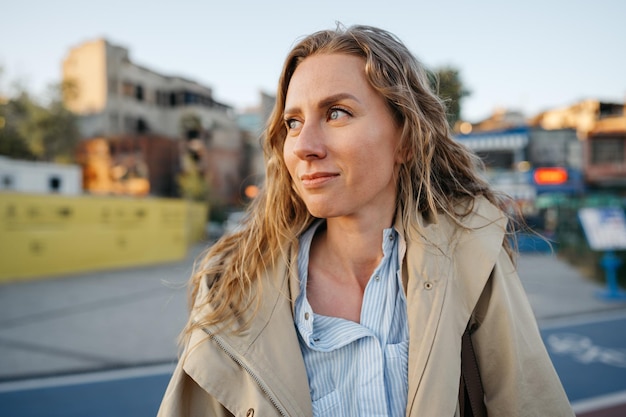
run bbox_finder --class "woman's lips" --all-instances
[300,172,339,188]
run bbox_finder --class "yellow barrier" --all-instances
[0,193,208,282]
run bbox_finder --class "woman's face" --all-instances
[283,53,402,221]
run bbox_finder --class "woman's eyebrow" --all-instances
[317,93,359,110]
[284,92,359,116]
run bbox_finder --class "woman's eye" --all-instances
[285,119,301,130]
[328,107,349,121]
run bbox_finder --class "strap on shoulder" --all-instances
[459,323,488,417]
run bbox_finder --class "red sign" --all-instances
[534,167,568,185]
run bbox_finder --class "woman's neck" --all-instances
[313,213,394,290]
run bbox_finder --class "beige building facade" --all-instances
[62,38,244,204]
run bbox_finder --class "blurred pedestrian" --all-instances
[158,24,574,416]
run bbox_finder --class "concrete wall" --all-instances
[0,193,208,281]
[0,157,82,195]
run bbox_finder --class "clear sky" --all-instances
[1,0,624,122]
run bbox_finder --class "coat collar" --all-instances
[183,255,313,416]
[396,196,507,414]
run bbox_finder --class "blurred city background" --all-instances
[1,1,626,416]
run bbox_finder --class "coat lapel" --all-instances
[399,198,507,414]
[398,213,453,412]
[182,257,313,417]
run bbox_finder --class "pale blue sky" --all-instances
[1,0,624,122]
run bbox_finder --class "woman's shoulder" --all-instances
[453,195,507,229]
[425,195,508,244]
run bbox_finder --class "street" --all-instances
[543,313,626,416]
[3,313,626,416]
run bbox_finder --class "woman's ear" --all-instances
[395,142,414,164]
[393,128,413,164]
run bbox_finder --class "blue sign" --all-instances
[579,207,626,251]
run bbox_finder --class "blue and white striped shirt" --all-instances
[294,220,409,416]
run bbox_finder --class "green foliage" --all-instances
[0,127,37,160]
[428,66,471,128]
[0,96,36,160]
[177,153,210,202]
[544,194,626,286]
[0,75,80,163]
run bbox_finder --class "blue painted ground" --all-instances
[0,372,171,417]
[541,315,626,404]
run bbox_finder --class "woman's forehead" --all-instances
[284,54,370,107]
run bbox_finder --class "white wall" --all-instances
[0,157,82,195]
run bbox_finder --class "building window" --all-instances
[160,91,169,107]
[137,118,149,133]
[599,103,624,119]
[157,90,169,107]
[136,85,144,101]
[122,81,135,98]
[49,176,62,192]
[144,88,154,105]
[591,137,624,164]
[2,174,13,189]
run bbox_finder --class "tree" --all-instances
[0,77,80,163]
[177,152,209,201]
[428,66,471,128]
[0,91,36,160]
[0,122,37,160]
[177,112,211,201]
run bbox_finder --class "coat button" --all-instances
[246,408,254,416]
[424,281,433,290]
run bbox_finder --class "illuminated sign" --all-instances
[534,167,568,185]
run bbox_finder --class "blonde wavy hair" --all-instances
[183,24,511,337]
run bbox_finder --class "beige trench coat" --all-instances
[158,198,575,416]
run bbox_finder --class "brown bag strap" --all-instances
[459,324,488,417]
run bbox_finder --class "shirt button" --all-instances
[304,312,310,320]
[424,281,433,290]
[374,275,380,281]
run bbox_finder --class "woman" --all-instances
[159,25,574,416]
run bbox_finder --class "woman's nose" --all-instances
[292,122,327,160]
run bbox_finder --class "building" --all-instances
[529,99,623,138]
[62,38,244,204]
[585,114,626,189]
[530,100,626,190]
[456,100,626,196]
[0,156,82,195]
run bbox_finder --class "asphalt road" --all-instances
[0,364,173,417]
[3,313,626,416]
